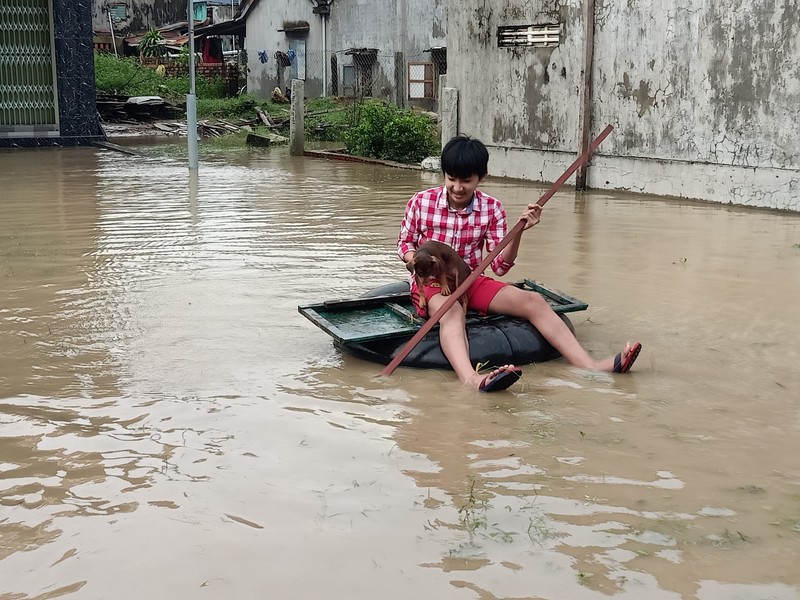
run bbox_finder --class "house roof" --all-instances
[124,26,188,47]
[194,0,262,37]
[234,0,261,20]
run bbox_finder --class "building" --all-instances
[92,1,239,56]
[227,0,446,109]
[92,0,193,36]
[445,1,800,211]
[0,0,104,148]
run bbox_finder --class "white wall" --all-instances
[446,0,800,210]
[245,0,446,104]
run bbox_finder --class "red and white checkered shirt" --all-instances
[397,186,515,276]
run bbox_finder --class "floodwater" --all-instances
[1,140,799,600]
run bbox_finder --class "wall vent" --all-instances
[497,24,560,48]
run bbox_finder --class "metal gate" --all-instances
[0,0,59,136]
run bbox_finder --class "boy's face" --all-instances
[444,173,482,207]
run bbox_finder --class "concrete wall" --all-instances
[447,0,800,211]
[92,0,188,34]
[245,0,446,104]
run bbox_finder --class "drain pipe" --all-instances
[322,13,327,96]
[311,0,331,96]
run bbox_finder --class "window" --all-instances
[344,48,377,97]
[108,3,128,22]
[192,1,207,22]
[408,62,435,99]
[497,23,560,48]
[288,39,306,80]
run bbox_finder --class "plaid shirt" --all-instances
[397,186,515,276]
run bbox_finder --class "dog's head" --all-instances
[407,249,442,278]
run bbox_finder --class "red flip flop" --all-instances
[613,342,642,373]
[479,366,522,392]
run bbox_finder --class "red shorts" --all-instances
[410,275,507,318]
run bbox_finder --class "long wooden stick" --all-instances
[380,124,614,377]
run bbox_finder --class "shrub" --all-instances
[95,53,160,95]
[345,100,438,163]
[94,53,226,100]
[138,29,165,59]
[197,95,257,118]
[304,96,351,141]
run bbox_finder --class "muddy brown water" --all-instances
[1,142,799,599]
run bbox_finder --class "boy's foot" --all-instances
[608,341,642,373]
[476,365,522,393]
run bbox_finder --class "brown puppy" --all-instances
[407,240,473,311]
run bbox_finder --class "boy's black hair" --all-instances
[441,134,489,179]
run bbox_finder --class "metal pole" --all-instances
[187,0,199,170]
[108,11,118,57]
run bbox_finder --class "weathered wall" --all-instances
[92,0,187,34]
[245,0,446,103]
[245,0,316,99]
[447,0,800,210]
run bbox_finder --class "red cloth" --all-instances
[410,275,507,318]
[397,186,514,276]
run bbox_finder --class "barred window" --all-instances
[497,23,560,48]
[108,3,128,22]
[408,62,435,99]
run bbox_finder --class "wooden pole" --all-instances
[575,0,596,190]
[380,124,614,377]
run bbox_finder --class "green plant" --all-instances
[138,29,165,59]
[95,53,161,95]
[175,45,190,66]
[196,95,257,118]
[304,96,351,141]
[94,54,227,100]
[345,99,438,163]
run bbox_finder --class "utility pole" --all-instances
[187,0,199,170]
[575,0,595,190]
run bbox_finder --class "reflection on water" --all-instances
[1,143,799,599]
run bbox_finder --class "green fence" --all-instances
[0,0,58,132]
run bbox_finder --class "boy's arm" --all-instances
[487,204,515,276]
[486,203,541,275]
[493,203,542,273]
[397,194,421,264]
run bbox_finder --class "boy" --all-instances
[397,135,641,392]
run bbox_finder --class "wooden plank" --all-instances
[319,293,410,310]
[522,280,588,312]
[386,302,423,325]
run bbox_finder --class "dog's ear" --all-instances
[414,275,427,309]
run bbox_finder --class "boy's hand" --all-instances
[520,203,542,230]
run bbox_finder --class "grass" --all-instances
[94,53,226,102]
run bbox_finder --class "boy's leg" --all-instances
[425,292,521,390]
[487,285,639,372]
